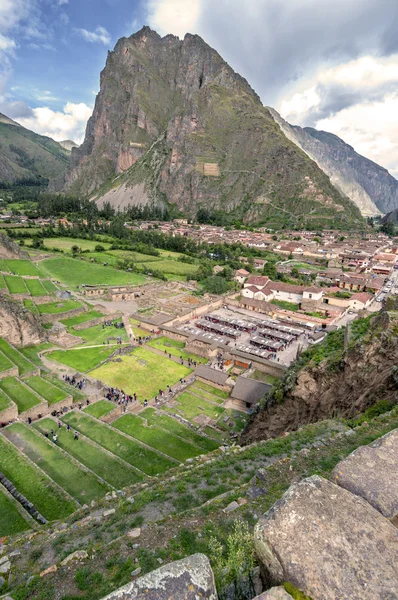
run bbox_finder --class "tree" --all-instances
[95,244,105,252]
[262,261,277,280]
[202,276,229,295]
[71,245,80,255]
[381,221,395,236]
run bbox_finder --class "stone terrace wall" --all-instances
[20,400,48,422]
[0,365,19,380]
[48,395,74,413]
[73,312,122,331]
[41,307,85,324]
[0,400,18,424]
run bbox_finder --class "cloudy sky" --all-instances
[2,0,398,176]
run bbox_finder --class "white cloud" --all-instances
[57,0,69,5]
[18,102,93,144]
[0,0,33,31]
[0,34,16,51]
[147,0,201,37]
[76,26,111,45]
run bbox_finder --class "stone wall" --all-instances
[0,400,18,424]
[73,312,122,331]
[19,400,48,422]
[0,365,19,380]
[48,395,74,413]
[41,307,86,324]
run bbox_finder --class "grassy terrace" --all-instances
[5,423,109,503]
[84,399,115,419]
[40,237,112,252]
[5,259,42,277]
[48,346,116,372]
[24,278,47,297]
[0,274,5,288]
[42,279,57,293]
[39,257,146,289]
[168,390,225,422]
[76,321,129,346]
[25,376,69,405]
[0,377,42,412]
[43,375,86,402]
[62,411,175,476]
[113,414,204,462]
[141,408,219,452]
[20,342,53,367]
[193,380,230,399]
[0,349,15,374]
[34,418,142,489]
[146,336,207,363]
[0,389,11,412]
[4,275,27,294]
[0,488,30,536]
[61,310,104,328]
[0,338,36,375]
[91,347,193,399]
[37,299,82,314]
[0,434,76,520]
[129,319,150,338]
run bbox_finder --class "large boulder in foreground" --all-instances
[254,475,398,600]
[331,428,398,524]
[102,554,217,600]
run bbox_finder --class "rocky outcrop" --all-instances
[102,553,217,600]
[242,311,398,442]
[0,294,43,346]
[269,108,398,215]
[254,588,293,600]
[254,475,398,600]
[332,429,398,524]
[60,27,362,229]
[0,232,29,259]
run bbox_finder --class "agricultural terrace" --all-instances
[0,377,42,412]
[25,375,69,405]
[61,310,105,328]
[83,399,115,419]
[47,346,116,372]
[4,423,109,503]
[61,411,175,476]
[0,389,11,412]
[34,418,142,488]
[90,347,193,399]
[5,259,42,277]
[0,339,36,375]
[0,489,30,536]
[146,336,207,363]
[0,350,15,375]
[24,278,47,296]
[37,237,112,252]
[36,299,82,314]
[38,257,146,289]
[4,275,28,294]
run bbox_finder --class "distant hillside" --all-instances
[59,140,79,152]
[57,26,363,230]
[269,108,398,216]
[0,113,71,184]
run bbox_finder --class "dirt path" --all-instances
[122,315,134,341]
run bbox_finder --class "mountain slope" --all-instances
[269,108,398,216]
[0,113,70,184]
[60,26,362,229]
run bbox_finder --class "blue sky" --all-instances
[2,0,398,176]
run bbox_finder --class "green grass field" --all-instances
[48,346,116,372]
[0,259,11,272]
[0,488,30,536]
[5,259,42,277]
[0,389,11,412]
[23,298,38,313]
[34,418,142,489]
[188,384,225,404]
[39,257,146,289]
[4,275,28,294]
[91,347,192,400]
[0,349,15,374]
[0,435,76,520]
[146,336,206,363]
[0,273,6,288]
[129,319,149,337]
[43,375,87,402]
[140,408,219,452]
[0,339,36,375]
[36,299,82,314]
[192,380,230,399]
[84,399,115,419]
[168,391,225,422]
[20,342,53,367]
[62,411,174,476]
[202,425,226,442]
[113,414,203,462]
[41,237,112,252]
[24,278,47,296]
[76,321,128,346]
[141,259,198,276]
[25,376,69,405]
[61,310,104,328]
[42,279,57,293]
[5,423,109,503]
[0,377,42,412]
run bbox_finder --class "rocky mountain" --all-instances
[0,112,70,184]
[59,140,79,152]
[59,26,362,229]
[381,208,398,224]
[269,108,398,216]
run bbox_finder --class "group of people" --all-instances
[63,375,87,390]
[45,421,79,444]
[105,386,136,407]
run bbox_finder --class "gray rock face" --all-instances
[254,475,398,600]
[102,554,217,600]
[269,108,398,215]
[332,429,398,523]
